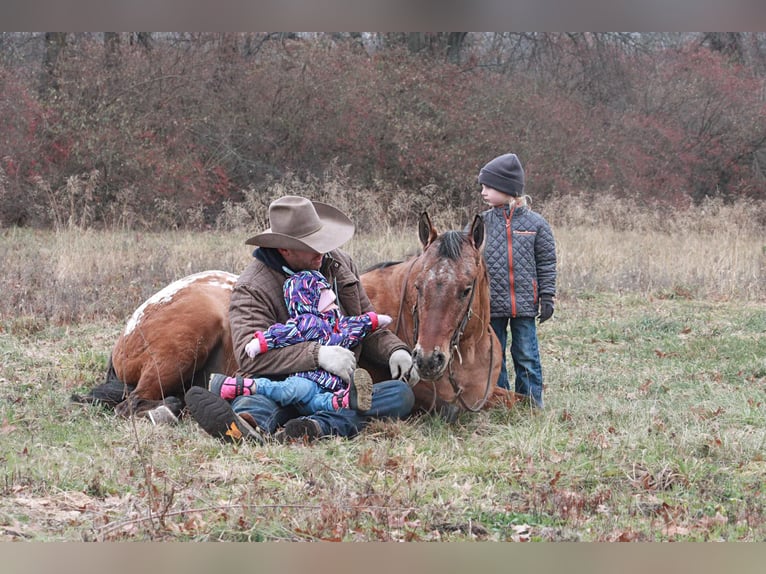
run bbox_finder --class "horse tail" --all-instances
[70,354,133,408]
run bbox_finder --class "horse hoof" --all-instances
[144,405,179,425]
[114,401,132,418]
[435,402,461,424]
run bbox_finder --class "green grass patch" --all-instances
[2,293,764,541]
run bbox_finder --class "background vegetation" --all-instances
[2,32,766,230]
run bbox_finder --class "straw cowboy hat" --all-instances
[245,195,355,253]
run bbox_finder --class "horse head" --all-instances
[410,212,486,381]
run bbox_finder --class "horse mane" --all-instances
[365,231,469,272]
[435,230,468,261]
[363,260,403,273]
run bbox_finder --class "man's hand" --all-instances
[538,295,554,323]
[389,348,419,385]
[318,345,356,383]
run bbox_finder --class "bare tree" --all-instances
[702,32,745,64]
[104,32,121,70]
[131,32,152,52]
[376,32,469,62]
[39,32,67,97]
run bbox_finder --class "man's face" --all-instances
[278,248,324,271]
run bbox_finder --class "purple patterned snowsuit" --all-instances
[249,270,383,393]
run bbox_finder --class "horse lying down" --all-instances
[73,212,515,423]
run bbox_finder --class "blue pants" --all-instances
[232,379,414,438]
[490,316,544,408]
[253,375,338,414]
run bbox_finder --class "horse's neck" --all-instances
[395,255,421,342]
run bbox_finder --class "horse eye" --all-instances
[461,286,472,298]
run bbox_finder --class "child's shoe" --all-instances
[332,368,373,411]
[208,373,257,400]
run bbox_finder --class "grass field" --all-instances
[1,203,765,541]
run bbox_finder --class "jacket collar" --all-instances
[254,247,287,271]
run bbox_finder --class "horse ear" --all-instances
[418,212,438,248]
[469,214,485,249]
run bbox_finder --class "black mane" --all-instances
[436,230,466,260]
[363,260,403,273]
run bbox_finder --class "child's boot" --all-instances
[332,368,373,411]
[208,373,257,400]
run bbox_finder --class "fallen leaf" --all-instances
[0,419,16,434]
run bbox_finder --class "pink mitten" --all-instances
[378,314,393,329]
[245,332,267,358]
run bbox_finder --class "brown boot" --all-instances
[275,418,323,444]
[185,387,264,445]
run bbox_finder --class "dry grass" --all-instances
[543,194,766,301]
[0,197,765,542]
[1,196,763,328]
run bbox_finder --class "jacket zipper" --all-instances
[505,205,516,317]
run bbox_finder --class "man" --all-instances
[185,195,417,444]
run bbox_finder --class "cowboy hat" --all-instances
[245,196,355,253]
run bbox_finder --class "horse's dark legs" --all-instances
[115,395,184,423]
[432,398,461,423]
[70,356,132,407]
[75,342,233,423]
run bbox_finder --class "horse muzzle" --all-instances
[412,344,449,380]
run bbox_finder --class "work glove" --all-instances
[389,348,419,386]
[538,295,555,323]
[318,345,356,383]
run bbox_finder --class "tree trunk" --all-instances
[704,32,744,63]
[104,32,121,70]
[39,32,67,98]
[133,32,152,52]
[446,32,467,64]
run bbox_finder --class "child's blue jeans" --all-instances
[490,316,544,408]
[252,375,337,415]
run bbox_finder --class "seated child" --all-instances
[209,269,392,413]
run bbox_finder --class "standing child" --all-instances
[477,153,557,408]
[208,269,392,414]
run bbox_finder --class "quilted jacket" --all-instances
[479,203,557,318]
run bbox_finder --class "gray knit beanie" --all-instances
[478,153,525,197]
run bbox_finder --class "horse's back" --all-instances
[361,261,409,322]
[111,270,238,402]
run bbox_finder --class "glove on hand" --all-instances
[245,337,262,358]
[538,296,554,323]
[377,314,393,329]
[318,345,356,383]
[389,348,419,385]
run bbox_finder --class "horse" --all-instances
[74,213,509,422]
[73,270,239,420]
[360,212,504,417]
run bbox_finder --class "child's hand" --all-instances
[538,296,554,323]
[245,337,263,358]
[378,314,393,328]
